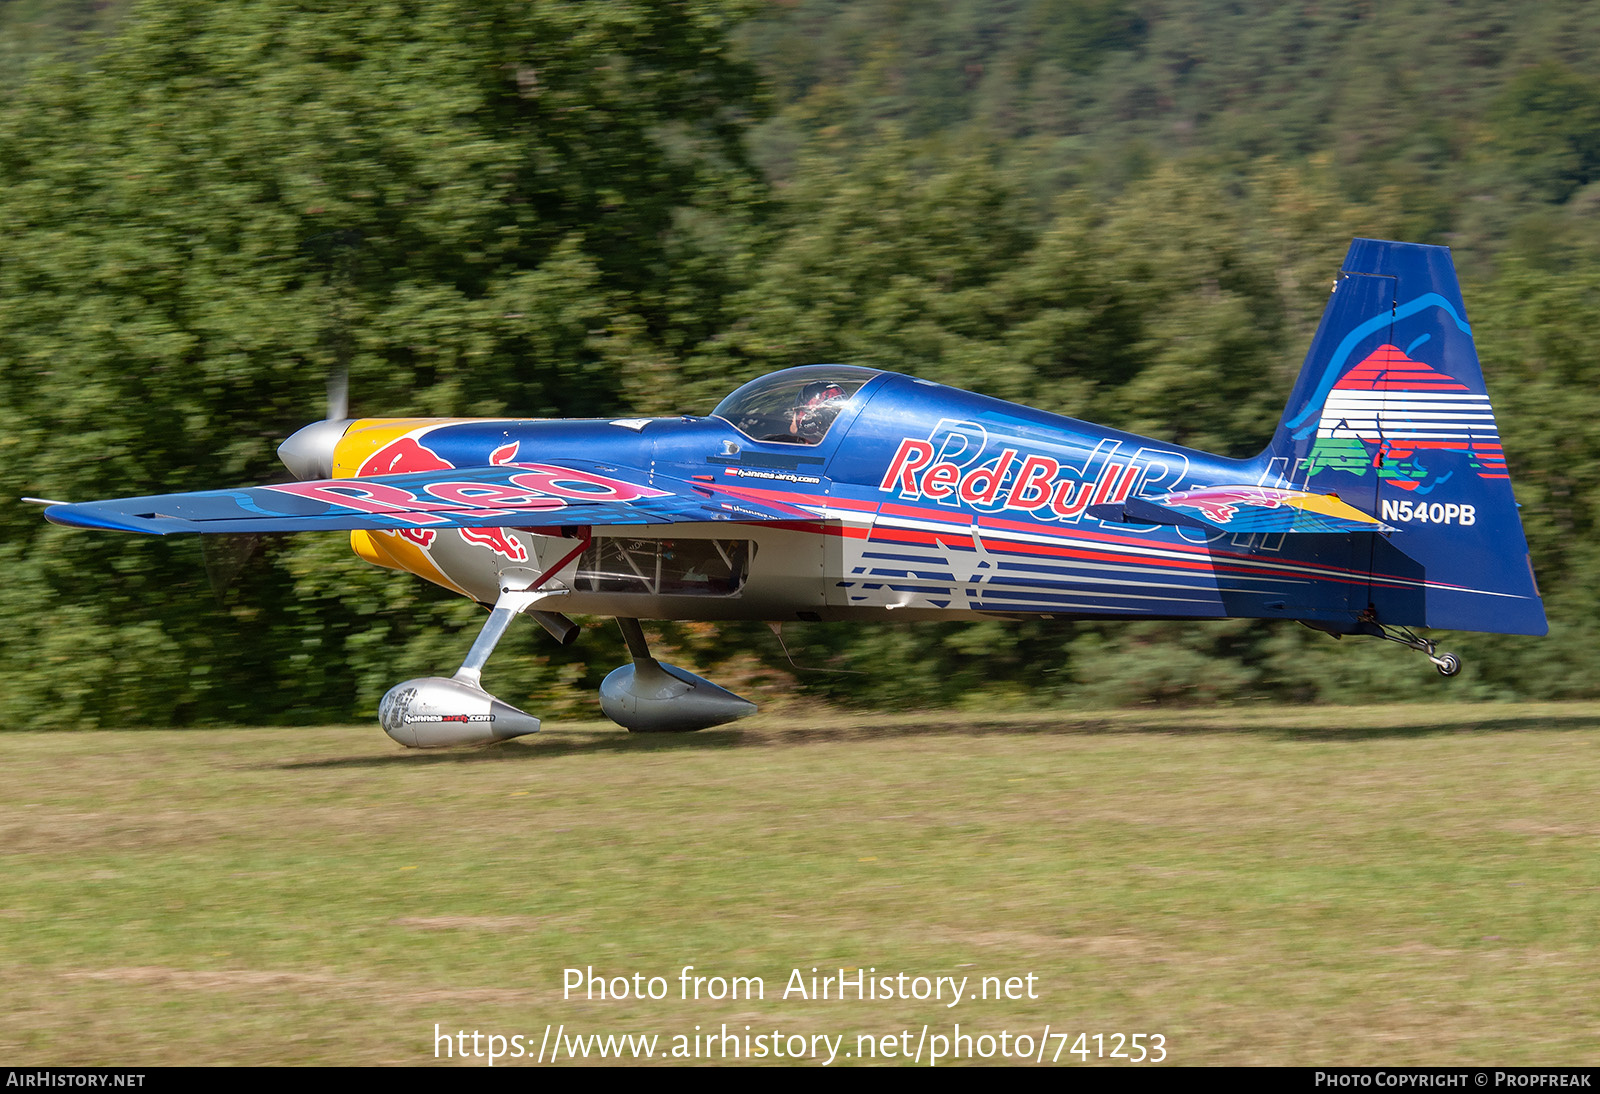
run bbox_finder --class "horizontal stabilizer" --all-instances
[1089,485,1392,534]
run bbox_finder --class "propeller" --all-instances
[278,363,354,481]
[326,363,348,423]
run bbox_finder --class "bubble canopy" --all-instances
[711,365,881,446]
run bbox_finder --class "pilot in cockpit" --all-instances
[789,381,847,443]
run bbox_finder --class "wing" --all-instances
[1088,485,1393,534]
[43,459,815,535]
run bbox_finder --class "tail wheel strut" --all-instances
[1370,621,1461,677]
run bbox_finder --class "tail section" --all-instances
[1265,239,1545,636]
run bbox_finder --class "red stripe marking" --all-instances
[887,524,1409,591]
[854,505,1477,594]
[968,508,1375,578]
[692,467,1490,595]
[820,495,881,513]
[875,518,1364,588]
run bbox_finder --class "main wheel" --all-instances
[1435,652,1460,677]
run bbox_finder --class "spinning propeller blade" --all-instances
[278,366,354,481]
[326,364,348,424]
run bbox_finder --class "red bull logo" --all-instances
[876,424,1178,524]
[316,432,647,562]
[1161,486,1297,524]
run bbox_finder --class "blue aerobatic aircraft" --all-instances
[39,239,1545,746]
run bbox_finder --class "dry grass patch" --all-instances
[1,702,1597,1065]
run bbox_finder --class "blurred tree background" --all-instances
[2,0,1598,728]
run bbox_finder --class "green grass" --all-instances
[2,703,1598,1066]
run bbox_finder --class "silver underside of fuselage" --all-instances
[402,520,1009,624]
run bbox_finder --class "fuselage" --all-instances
[328,369,1374,628]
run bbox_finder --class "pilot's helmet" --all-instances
[791,381,847,442]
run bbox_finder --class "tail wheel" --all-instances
[1435,652,1461,677]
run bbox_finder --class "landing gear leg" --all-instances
[452,586,547,689]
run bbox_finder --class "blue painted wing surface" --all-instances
[44,459,815,534]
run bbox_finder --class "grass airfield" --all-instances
[2,703,1597,1067]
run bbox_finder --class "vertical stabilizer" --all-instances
[1265,239,1545,635]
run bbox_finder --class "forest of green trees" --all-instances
[3,0,1599,729]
